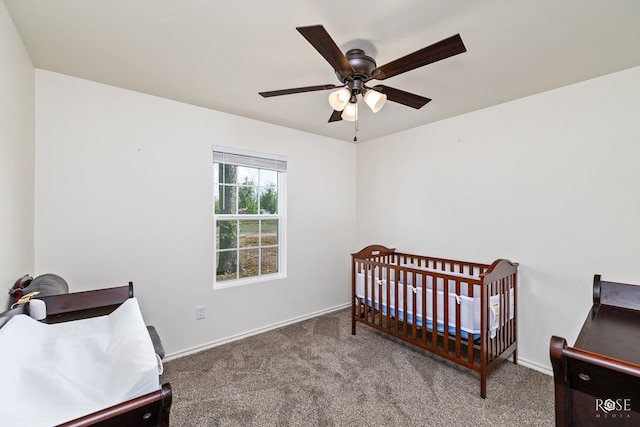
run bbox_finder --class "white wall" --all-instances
[35,70,356,355]
[28,55,640,370]
[0,2,34,310]
[356,65,640,372]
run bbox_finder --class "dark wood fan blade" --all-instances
[328,110,343,122]
[296,25,354,79]
[371,85,431,109]
[259,84,341,98]
[370,34,466,80]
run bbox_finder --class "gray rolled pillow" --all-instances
[20,274,69,297]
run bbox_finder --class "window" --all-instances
[213,146,286,288]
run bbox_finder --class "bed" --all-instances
[0,283,172,427]
[550,274,640,426]
[351,244,518,398]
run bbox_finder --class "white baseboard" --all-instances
[516,357,552,376]
[165,304,555,379]
[163,302,351,362]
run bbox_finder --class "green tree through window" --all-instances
[216,164,237,277]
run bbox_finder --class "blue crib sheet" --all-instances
[360,298,481,341]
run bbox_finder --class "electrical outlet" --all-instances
[196,305,205,320]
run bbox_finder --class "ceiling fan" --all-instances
[259,25,467,128]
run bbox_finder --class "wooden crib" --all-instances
[351,244,518,398]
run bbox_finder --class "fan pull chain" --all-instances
[353,117,359,142]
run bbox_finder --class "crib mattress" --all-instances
[0,298,160,427]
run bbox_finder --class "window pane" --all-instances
[217,220,237,250]
[261,220,278,246]
[239,220,259,248]
[238,166,258,186]
[238,184,258,214]
[216,250,237,282]
[215,185,237,214]
[259,169,277,187]
[239,248,259,278]
[259,186,278,214]
[218,163,237,184]
[261,247,278,274]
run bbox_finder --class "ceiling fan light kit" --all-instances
[363,89,387,113]
[341,101,358,121]
[259,25,466,135]
[328,87,351,111]
[328,86,386,118]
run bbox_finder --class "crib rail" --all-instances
[351,245,518,398]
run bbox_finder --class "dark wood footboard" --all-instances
[480,258,519,397]
[58,383,172,427]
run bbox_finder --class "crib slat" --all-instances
[443,272,453,355]
[454,278,461,359]
[421,273,427,346]
[499,278,507,356]
[430,272,438,349]
[393,271,399,333]
[467,280,475,363]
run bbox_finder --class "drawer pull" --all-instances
[578,373,591,381]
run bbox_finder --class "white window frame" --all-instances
[213,145,287,290]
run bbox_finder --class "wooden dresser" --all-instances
[550,275,640,426]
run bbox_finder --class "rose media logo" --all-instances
[595,398,632,420]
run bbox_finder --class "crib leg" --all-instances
[480,373,487,399]
[512,349,518,364]
[351,302,356,335]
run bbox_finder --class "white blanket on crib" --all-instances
[356,266,514,335]
[0,298,160,427]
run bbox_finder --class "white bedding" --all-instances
[356,266,514,336]
[0,298,160,427]
[356,271,481,333]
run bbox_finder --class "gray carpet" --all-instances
[161,308,554,426]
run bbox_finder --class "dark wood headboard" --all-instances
[351,244,396,260]
[40,282,134,324]
[593,274,640,309]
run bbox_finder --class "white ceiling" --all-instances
[5,0,640,143]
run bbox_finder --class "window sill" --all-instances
[213,272,287,291]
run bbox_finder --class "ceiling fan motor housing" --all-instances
[336,49,377,92]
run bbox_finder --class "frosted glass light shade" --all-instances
[364,89,387,113]
[341,101,358,121]
[328,87,351,111]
